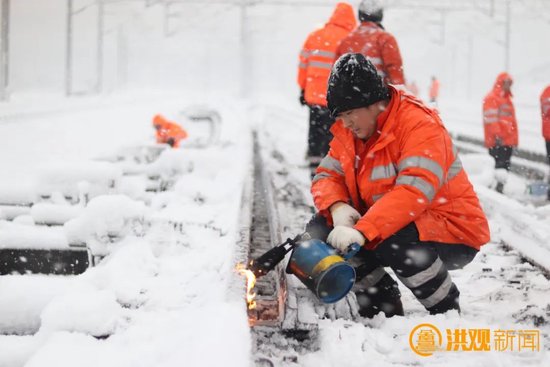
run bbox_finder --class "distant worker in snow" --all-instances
[482,72,518,194]
[308,54,489,318]
[336,0,405,86]
[540,85,550,200]
[429,76,440,105]
[152,114,188,148]
[297,2,357,167]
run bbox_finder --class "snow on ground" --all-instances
[0,94,254,367]
[0,91,549,366]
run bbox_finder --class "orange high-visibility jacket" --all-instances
[429,79,440,100]
[541,85,550,141]
[311,87,490,251]
[297,3,356,107]
[152,114,188,148]
[482,73,518,148]
[336,21,405,85]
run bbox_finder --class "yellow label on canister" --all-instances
[312,255,344,275]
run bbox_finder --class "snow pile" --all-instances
[146,148,194,179]
[30,203,84,225]
[36,161,122,202]
[64,195,150,255]
[0,100,254,367]
[0,182,37,205]
[0,221,69,250]
[40,290,124,336]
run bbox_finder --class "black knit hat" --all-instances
[327,53,390,118]
[358,0,384,22]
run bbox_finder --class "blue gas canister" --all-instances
[527,181,549,197]
[287,239,360,304]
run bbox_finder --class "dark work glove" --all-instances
[299,90,307,106]
[166,137,176,147]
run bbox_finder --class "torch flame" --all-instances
[236,263,257,309]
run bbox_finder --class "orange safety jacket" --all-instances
[482,73,518,148]
[336,21,405,85]
[541,85,550,141]
[297,3,356,107]
[153,114,188,148]
[311,86,490,251]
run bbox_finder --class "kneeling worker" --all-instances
[309,53,490,317]
[152,114,188,148]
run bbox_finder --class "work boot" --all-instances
[355,274,404,318]
[426,283,461,315]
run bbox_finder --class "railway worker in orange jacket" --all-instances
[152,114,188,148]
[429,76,440,105]
[483,72,518,194]
[335,0,404,86]
[541,85,550,200]
[297,2,357,166]
[306,53,489,318]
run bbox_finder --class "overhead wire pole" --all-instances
[97,0,104,94]
[67,0,105,96]
[240,0,250,99]
[504,0,511,71]
[1,0,10,101]
[66,0,73,96]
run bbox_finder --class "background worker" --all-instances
[482,73,518,194]
[429,76,440,105]
[540,85,550,200]
[336,0,404,86]
[152,114,188,148]
[297,2,357,168]
[308,53,489,318]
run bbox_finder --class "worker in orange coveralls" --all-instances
[297,2,357,167]
[540,85,550,200]
[152,114,188,148]
[482,72,518,194]
[306,53,489,318]
[336,0,405,86]
[429,76,440,105]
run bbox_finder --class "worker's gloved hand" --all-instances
[166,137,176,147]
[494,136,503,147]
[330,202,361,228]
[299,90,307,106]
[327,226,365,252]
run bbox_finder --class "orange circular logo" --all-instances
[409,323,443,357]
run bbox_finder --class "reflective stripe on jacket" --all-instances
[297,3,356,107]
[482,72,518,148]
[335,21,404,85]
[311,86,490,250]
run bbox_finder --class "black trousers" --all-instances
[307,105,334,158]
[488,145,513,170]
[546,140,550,166]
[305,215,478,317]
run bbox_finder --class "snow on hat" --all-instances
[358,0,384,22]
[327,53,389,118]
